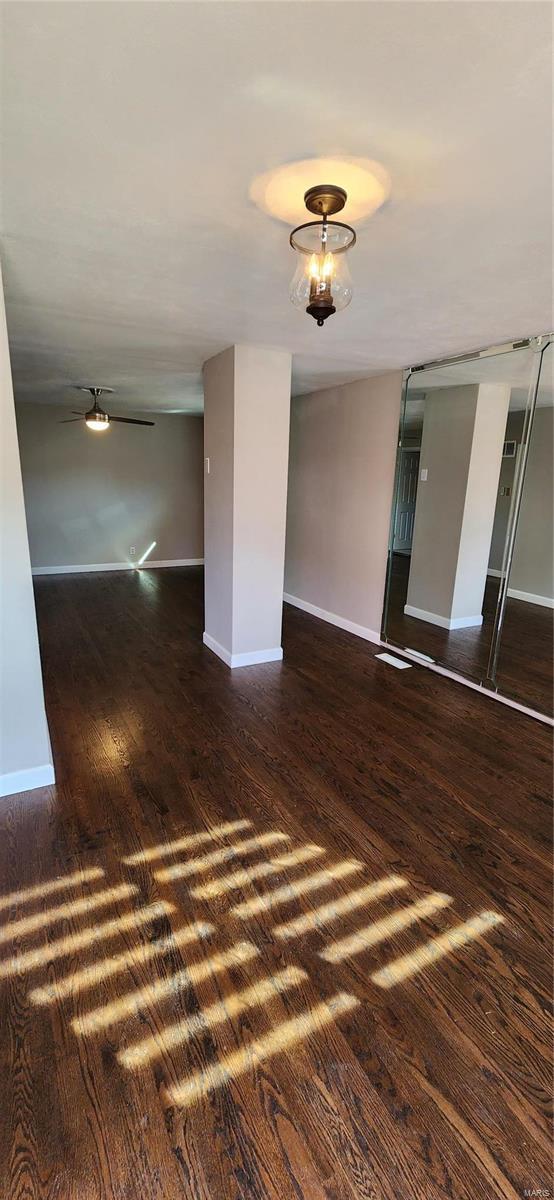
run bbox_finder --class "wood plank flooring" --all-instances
[0,566,552,1200]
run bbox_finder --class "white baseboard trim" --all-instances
[283,593,381,645]
[202,633,232,665]
[0,762,55,799]
[231,647,283,667]
[145,558,204,569]
[404,604,483,630]
[203,632,283,669]
[487,572,553,608]
[32,558,204,576]
[506,587,554,609]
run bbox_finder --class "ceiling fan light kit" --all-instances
[86,408,110,432]
[60,387,155,430]
[289,184,356,327]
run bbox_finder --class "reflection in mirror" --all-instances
[495,342,553,716]
[382,338,552,717]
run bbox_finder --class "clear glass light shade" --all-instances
[85,412,110,431]
[289,221,354,320]
[289,251,353,312]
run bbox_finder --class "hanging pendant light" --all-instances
[289,185,356,327]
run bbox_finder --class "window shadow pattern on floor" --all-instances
[1,818,504,1109]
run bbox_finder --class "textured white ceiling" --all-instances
[1,2,552,413]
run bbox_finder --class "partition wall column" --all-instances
[405,383,510,629]
[202,344,292,667]
[0,262,54,796]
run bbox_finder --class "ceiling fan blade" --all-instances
[71,411,87,416]
[60,417,84,423]
[109,415,155,426]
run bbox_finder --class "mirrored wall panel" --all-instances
[382,335,553,718]
[494,341,553,714]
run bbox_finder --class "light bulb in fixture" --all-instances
[85,409,110,431]
[308,253,319,280]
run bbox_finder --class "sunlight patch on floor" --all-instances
[119,965,308,1069]
[231,860,363,918]
[72,941,259,1035]
[274,874,408,940]
[371,911,504,987]
[320,892,453,963]
[29,920,214,1005]
[0,900,174,979]
[155,831,290,882]
[0,883,137,945]
[122,819,252,866]
[0,867,105,913]
[191,844,325,899]
[167,992,359,1108]
[3,817,506,1112]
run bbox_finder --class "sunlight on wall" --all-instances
[137,540,157,566]
[321,892,452,963]
[119,965,308,1070]
[0,867,105,913]
[231,860,363,918]
[29,920,214,1006]
[191,844,325,899]
[0,882,137,945]
[73,940,259,1035]
[371,910,504,988]
[274,874,408,941]
[167,992,359,1107]
[155,831,289,882]
[122,819,252,866]
[0,900,174,979]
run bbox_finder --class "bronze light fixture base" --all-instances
[306,298,337,326]
[303,184,347,218]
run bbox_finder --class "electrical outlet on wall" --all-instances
[130,546,136,558]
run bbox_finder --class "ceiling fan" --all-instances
[60,387,155,431]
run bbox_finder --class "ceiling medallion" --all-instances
[289,184,356,327]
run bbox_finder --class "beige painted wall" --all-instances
[488,409,525,573]
[284,371,402,637]
[0,265,53,793]
[510,404,554,600]
[15,404,204,569]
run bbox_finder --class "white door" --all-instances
[394,449,420,553]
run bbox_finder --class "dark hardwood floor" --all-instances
[385,552,554,716]
[1,566,552,1199]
